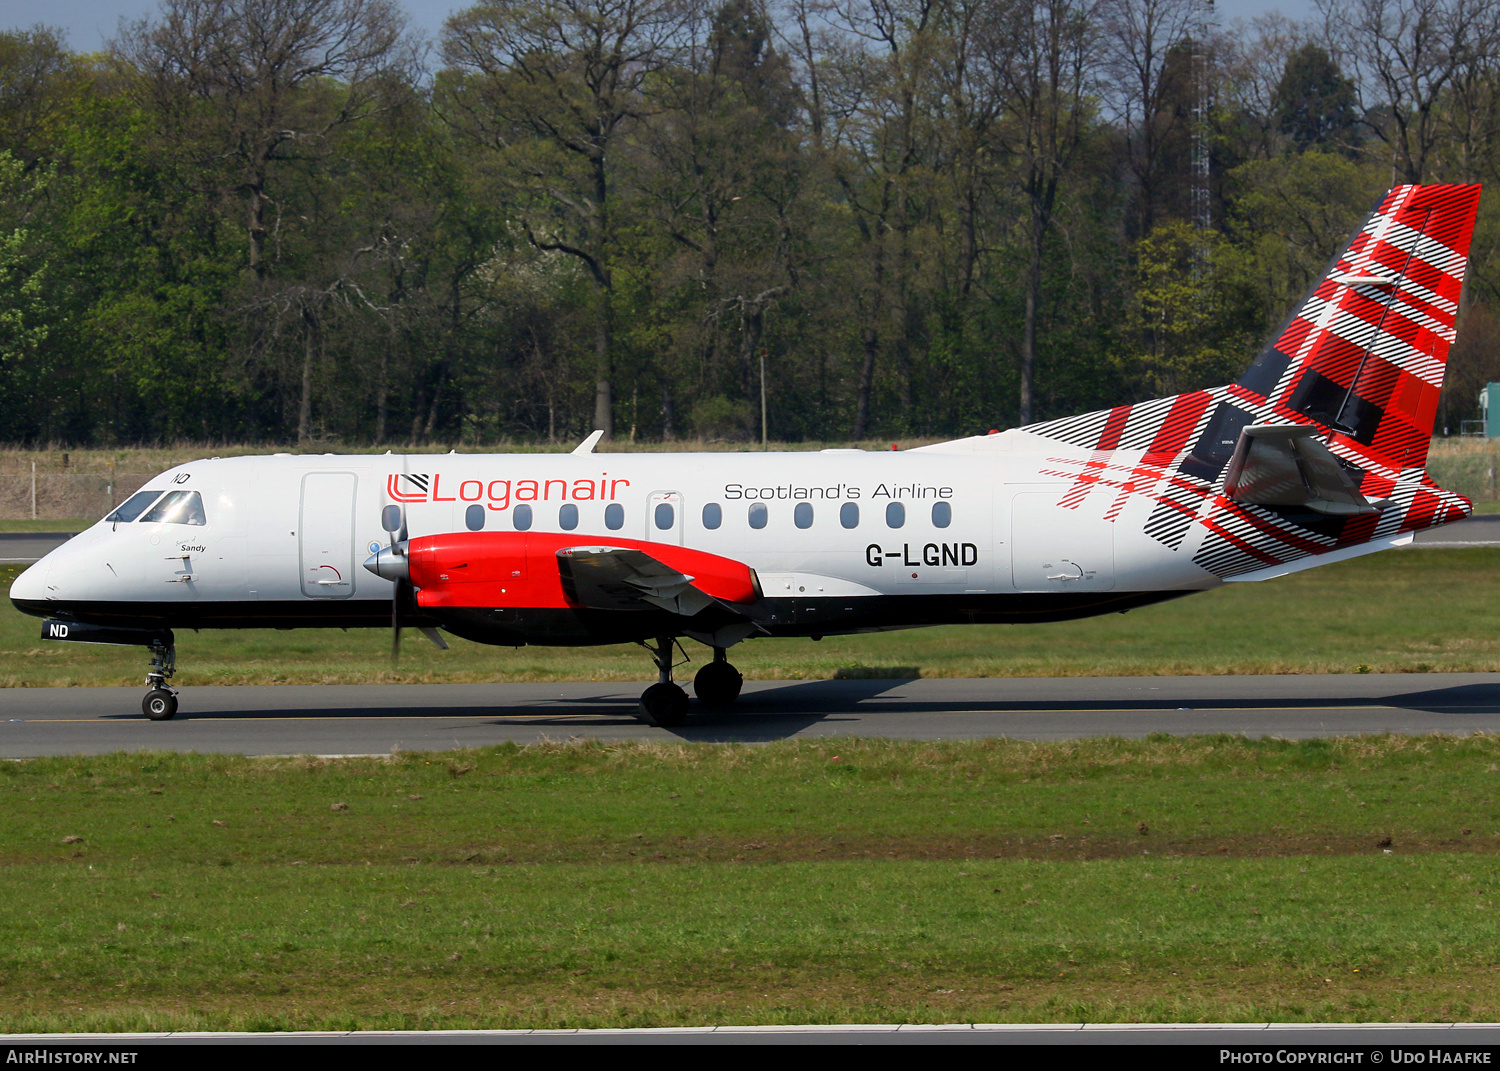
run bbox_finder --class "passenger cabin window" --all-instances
[932,501,952,528]
[655,502,675,530]
[605,503,625,530]
[513,504,533,531]
[748,502,768,529]
[141,490,206,526]
[794,503,813,529]
[381,504,403,534]
[885,501,905,529]
[703,503,722,530]
[840,502,859,529]
[465,504,485,531]
[105,490,163,524]
[559,503,579,530]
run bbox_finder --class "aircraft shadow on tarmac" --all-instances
[661,678,1500,741]
[101,676,1500,742]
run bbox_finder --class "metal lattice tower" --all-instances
[1190,0,1216,238]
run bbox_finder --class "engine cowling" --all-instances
[405,532,760,611]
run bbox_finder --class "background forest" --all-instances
[2,0,1500,448]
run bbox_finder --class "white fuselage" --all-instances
[10,431,1227,637]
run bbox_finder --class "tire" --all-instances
[639,682,689,728]
[142,689,178,721]
[693,662,744,709]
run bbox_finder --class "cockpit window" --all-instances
[104,490,165,524]
[140,490,207,526]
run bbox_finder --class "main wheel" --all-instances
[142,688,178,721]
[639,682,689,728]
[693,661,744,709]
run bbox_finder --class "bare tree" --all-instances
[443,0,694,440]
[1318,0,1500,183]
[641,0,807,435]
[991,0,1100,424]
[0,25,75,168]
[1219,14,1307,162]
[1101,0,1199,236]
[1439,0,1500,182]
[819,0,944,438]
[117,0,419,278]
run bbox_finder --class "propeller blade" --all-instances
[379,479,409,666]
[382,452,416,667]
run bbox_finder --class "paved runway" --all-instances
[4,673,1500,756]
[0,531,77,563]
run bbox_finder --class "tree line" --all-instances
[3,0,1500,448]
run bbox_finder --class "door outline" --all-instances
[646,490,684,544]
[299,472,358,599]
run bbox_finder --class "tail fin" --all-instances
[1237,183,1480,473]
[1022,184,1481,578]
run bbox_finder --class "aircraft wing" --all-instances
[556,545,752,620]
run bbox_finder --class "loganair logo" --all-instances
[387,473,431,503]
[386,471,631,511]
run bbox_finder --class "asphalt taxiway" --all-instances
[3,673,1499,756]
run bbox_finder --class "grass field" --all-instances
[5,547,1500,687]
[3,735,1499,1030]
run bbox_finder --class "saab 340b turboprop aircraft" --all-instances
[8,184,1484,725]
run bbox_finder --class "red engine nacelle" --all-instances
[407,532,760,611]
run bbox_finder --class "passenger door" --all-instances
[299,472,357,598]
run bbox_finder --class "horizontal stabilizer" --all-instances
[1224,532,1413,582]
[1222,425,1380,516]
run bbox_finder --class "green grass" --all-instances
[4,736,1500,1030]
[0,519,89,532]
[6,548,1500,687]
[1429,438,1500,504]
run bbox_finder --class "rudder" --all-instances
[1236,183,1481,474]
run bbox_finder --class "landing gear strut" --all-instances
[638,635,689,728]
[141,642,178,721]
[693,647,743,709]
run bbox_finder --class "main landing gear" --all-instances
[141,641,178,721]
[639,636,689,727]
[637,638,744,727]
[693,647,743,710]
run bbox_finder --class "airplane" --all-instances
[8,183,1482,726]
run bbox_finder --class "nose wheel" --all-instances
[143,688,178,720]
[142,641,179,720]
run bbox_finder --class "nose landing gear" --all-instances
[142,641,178,720]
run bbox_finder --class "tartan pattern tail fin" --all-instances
[1019,184,1481,579]
[1236,183,1481,473]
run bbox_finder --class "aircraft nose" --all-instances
[8,560,49,604]
[363,544,409,583]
